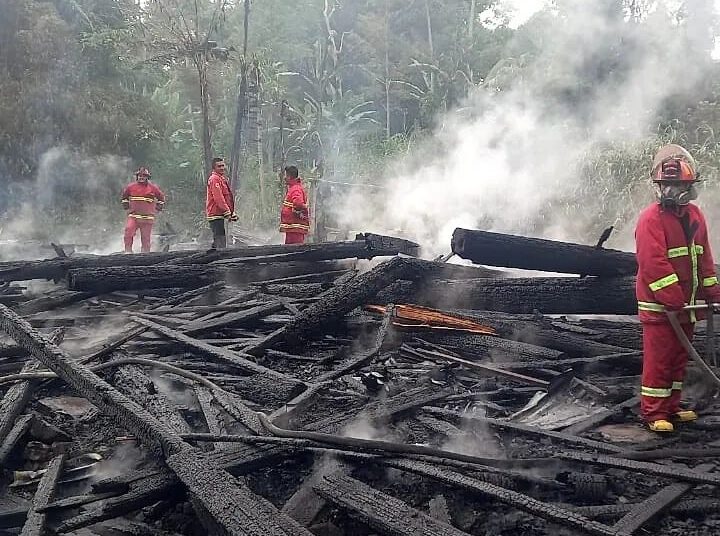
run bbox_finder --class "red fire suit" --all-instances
[121,181,165,253]
[206,172,235,249]
[635,202,720,422]
[280,178,309,245]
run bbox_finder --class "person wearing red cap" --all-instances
[635,144,720,432]
[121,167,165,253]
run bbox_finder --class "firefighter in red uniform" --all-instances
[206,157,238,249]
[635,144,720,432]
[279,165,310,244]
[121,167,165,253]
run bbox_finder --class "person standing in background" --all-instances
[121,166,165,253]
[206,157,238,249]
[279,165,310,244]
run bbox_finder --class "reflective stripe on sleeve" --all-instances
[672,381,683,390]
[649,273,679,292]
[638,301,665,312]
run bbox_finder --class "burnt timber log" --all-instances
[0,234,417,283]
[451,228,636,276]
[445,311,630,358]
[67,261,350,293]
[129,315,305,404]
[313,471,469,536]
[250,256,425,352]
[380,277,637,315]
[19,454,64,536]
[0,304,312,536]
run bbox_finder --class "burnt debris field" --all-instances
[1,230,719,536]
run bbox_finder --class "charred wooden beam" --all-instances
[414,332,564,362]
[0,413,33,466]
[313,471,469,536]
[19,454,64,536]
[0,235,414,283]
[247,257,425,353]
[557,451,720,486]
[182,301,286,335]
[381,277,637,315]
[316,305,393,382]
[56,471,182,533]
[112,365,191,435]
[451,228,636,276]
[0,329,65,462]
[384,459,620,536]
[449,310,632,357]
[166,448,311,536]
[423,407,624,454]
[67,261,349,293]
[611,462,714,534]
[171,234,419,266]
[15,290,93,315]
[0,304,312,536]
[130,316,305,404]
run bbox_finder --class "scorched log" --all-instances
[170,233,420,265]
[67,261,349,293]
[0,251,197,283]
[0,304,313,536]
[380,277,637,315]
[451,228,637,276]
[247,256,425,352]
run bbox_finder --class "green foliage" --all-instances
[2,0,720,243]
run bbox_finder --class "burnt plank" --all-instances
[386,459,620,536]
[129,315,305,404]
[67,261,349,293]
[0,304,313,536]
[612,463,715,534]
[20,454,64,536]
[0,413,34,466]
[451,227,636,276]
[381,277,637,315]
[247,256,425,353]
[314,472,469,536]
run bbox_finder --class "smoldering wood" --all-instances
[247,257,426,354]
[451,227,637,276]
[0,234,417,283]
[379,276,637,315]
[67,260,352,293]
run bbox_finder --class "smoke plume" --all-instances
[335,1,720,256]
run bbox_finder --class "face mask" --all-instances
[656,183,697,207]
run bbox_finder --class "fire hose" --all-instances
[667,304,720,389]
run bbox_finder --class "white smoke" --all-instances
[335,1,719,256]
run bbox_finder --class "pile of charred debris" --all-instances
[1,229,720,536]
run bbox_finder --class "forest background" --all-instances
[1,0,720,254]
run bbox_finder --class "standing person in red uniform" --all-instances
[635,144,720,432]
[279,165,310,244]
[206,157,238,249]
[121,167,165,253]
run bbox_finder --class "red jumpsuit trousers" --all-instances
[284,232,306,245]
[124,217,154,253]
[641,322,694,422]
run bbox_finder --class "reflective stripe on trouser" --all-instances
[124,217,153,253]
[641,321,694,422]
